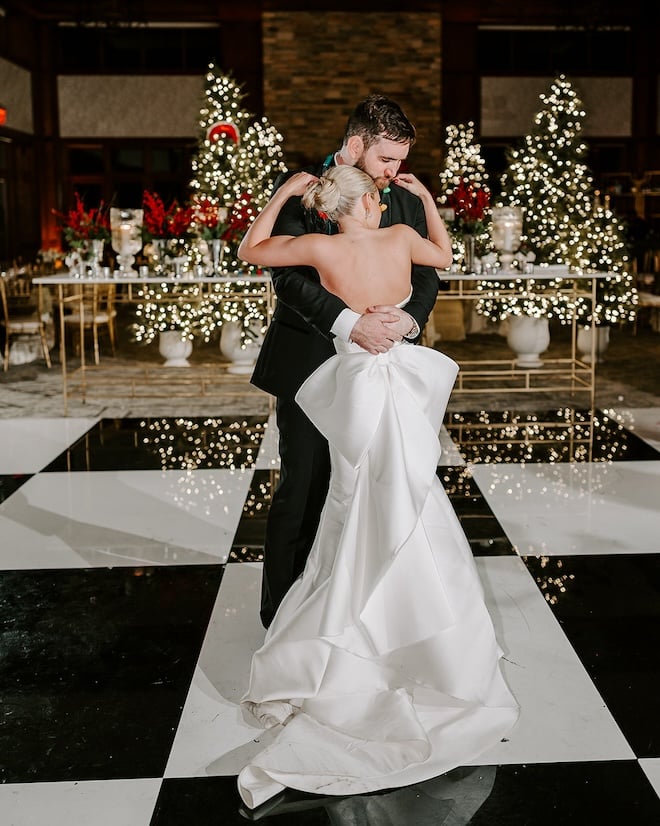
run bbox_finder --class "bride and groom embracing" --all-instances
[235,95,518,810]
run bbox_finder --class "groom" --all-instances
[251,94,441,627]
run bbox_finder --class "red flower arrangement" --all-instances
[445,177,491,233]
[53,192,111,248]
[193,197,229,241]
[142,191,194,240]
[224,193,257,244]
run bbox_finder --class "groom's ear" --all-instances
[346,135,363,162]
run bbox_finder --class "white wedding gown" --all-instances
[238,331,519,810]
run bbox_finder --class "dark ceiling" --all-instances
[0,0,649,26]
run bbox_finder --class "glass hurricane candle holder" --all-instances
[110,208,143,276]
[491,206,523,272]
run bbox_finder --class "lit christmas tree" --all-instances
[499,74,592,265]
[438,121,489,197]
[189,64,287,248]
[477,75,637,324]
[190,68,255,210]
[189,63,287,344]
[569,200,638,324]
[437,122,491,268]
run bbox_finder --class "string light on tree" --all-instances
[190,64,286,237]
[438,121,489,197]
[189,63,287,343]
[478,76,592,321]
[569,200,637,325]
[500,74,591,265]
[133,282,206,344]
[437,122,492,267]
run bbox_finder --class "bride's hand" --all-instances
[279,171,319,197]
[392,172,429,199]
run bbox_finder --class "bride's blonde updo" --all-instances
[302,165,378,223]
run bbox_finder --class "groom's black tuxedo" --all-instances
[251,158,441,627]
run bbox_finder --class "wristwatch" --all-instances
[403,318,420,341]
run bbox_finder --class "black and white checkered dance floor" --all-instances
[1,405,659,824]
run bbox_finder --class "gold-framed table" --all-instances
[432,268,611,408]
[33,272,274,415]
[34,268,609,415]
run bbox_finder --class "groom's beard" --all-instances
[355,156,392,192]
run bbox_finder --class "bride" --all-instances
[235,165,518,810]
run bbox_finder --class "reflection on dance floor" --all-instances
[446,407,660,464]
[2,409,660,825]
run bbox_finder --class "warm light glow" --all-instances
[476,75,637,323]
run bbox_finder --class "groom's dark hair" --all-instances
[343,94,416,151]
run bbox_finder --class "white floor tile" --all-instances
[165,562,274,778]
[473,556,634,765]
[0,468,252,569]
[255,412,280,470]
[0,779,161,826]
[168,556,634,777]
[471,461,660,556]
[439,425,466,466]
[0,418,97,474]
[608,407,660,452]
[639,758,660,800]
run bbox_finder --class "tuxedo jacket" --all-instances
[251,160,441,400]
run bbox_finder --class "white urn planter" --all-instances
[506,315,550,368]
[220,320,262,375]
[158,330,193,367]
[576,325,610,364]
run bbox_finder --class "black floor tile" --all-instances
[437,466,515,555]
[151,762,660,825]
[468,761,660,825]
[444,407,660,463]
[228,469,274,563]
[42,415,269,472]
[0,564,224,782]
[0,473,32,504]
[524,553,660,758]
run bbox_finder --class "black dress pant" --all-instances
[260,394,331,628]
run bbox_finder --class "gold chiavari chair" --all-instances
[63,283,117,365]
[0,272,52,371]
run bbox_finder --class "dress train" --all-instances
[238,342,518,809]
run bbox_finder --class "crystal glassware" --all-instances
[110,208,143,276]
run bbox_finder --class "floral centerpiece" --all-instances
[142,191,194,241]
[442,177,491,271]
[53,192,111,276]
[445,177,491,236]
[142,190,195,266]
[54,192,111,250]
[192,196,232,275]
[193,197,229,240]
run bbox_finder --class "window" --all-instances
[62,141,195,213]
[478,26,632,75]
[57,25,222,72]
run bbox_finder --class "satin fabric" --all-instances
[238,340,518,809]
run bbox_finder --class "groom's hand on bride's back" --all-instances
[350,311,402,354]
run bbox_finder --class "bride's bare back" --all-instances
[238,169,453,313]
[301,225,418,313]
